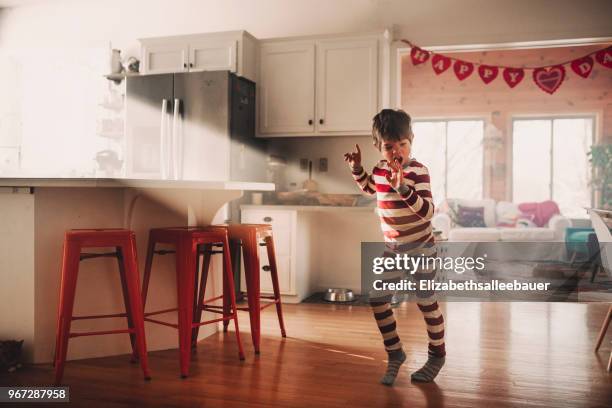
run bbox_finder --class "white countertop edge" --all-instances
[241,204,377,212]
[0,178,275,191]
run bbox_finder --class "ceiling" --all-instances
[0,0,51,7]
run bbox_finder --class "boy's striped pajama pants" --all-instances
[369,247,446,358]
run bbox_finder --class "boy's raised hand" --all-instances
[343,144,362,169]
[386,159,403,190]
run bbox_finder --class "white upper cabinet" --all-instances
[140,31,257,81]
[189,37,237,72]
[257,30,390,137]
[258,42,315,134]
[141,42,189,74]
[316,38,378,133]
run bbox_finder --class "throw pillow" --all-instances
[451,205,486,228]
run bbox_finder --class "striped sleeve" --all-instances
[395,165,434,221]
[351,165,376,195]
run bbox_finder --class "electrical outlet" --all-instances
[299,158,309,171]
[319,157,328,172]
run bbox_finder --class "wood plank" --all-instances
[1,302,611,407]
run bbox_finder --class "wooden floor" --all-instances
[2,302,611,407]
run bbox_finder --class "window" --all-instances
[512,117,594,218]
[411,119,484,204]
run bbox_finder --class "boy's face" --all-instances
[379,136,411,166]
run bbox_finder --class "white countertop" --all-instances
[241,204,377,212]
[0,178,275,191]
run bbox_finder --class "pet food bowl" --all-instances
[324,288,355,303]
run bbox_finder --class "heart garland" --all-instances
[570,56,594,78]
[431,54,451,75]
[595,47,612,69]
[532,66,565,94]
[453,60,474,80]
[405,40,610,95]
[478,65,498,84]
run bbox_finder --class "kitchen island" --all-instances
[0,178,274,364]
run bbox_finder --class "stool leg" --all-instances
[243,235,261,354]
[191,244,211,349]
[222,235,245,360]
[176,238,196,378]
[54,240,81,385]
[122,240,151,381]
[222,255,231,333]
[116,246,138,363]
[264,235,287,338]
[141,234,157,308]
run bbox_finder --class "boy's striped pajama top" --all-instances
[352,159,446,358]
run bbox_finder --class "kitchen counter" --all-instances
[0,178,273,364]
[0,178,274,191]
[241,204,376,212]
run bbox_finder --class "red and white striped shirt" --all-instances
[352,159,435,244]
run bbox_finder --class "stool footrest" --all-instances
[260,301,279,311]
[72,312,127,320]
[144,307,178,317]
[154,249,175,255]
[200,305,225,315]
[194,316,235,327]
[79,252,119,261]
[144,317,178,329]
[69,328,134,338]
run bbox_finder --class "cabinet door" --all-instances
[240,209,294,294]
[189,39,237,72]
[316,38,378,133]
[142,43,188,74]
[258,42,315,135]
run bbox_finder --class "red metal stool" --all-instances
[193,224,286,354]
[53,229,150,385]
[141,226,244,378]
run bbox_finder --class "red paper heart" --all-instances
[570,56,594,78]
[478,65,498,84]
[431,54,451,75]
[532,65,565,94]
[410,47,430,65]
[453,60,474,81]
[595,47,612,69]
[502,68,525,88]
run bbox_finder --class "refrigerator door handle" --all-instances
[160,98,168,179]
[172,98,181,180]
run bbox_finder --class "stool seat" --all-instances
[54,228,150,385]
[142,226,244,378]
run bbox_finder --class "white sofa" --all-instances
[432,198,570,242]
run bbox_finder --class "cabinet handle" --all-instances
[308,119,313,125]
[189,62,193,68]
[262,265,271,272]
[183,63,187,69]
[263,216,272,222]
[319,119,324,125]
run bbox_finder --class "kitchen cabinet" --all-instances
[140,31,258,82]
[240,207,315,303]
[257,30,390,137]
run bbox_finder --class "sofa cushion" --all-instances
[447,198,496,227]
[454,205,486,227]
[499,228,555,241]
[448,227,500,242]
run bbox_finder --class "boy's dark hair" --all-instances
[372,109,413,149]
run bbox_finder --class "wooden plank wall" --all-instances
[401,44,612,201]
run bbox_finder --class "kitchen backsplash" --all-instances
[266,135,379,194]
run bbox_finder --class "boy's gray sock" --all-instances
[380,349,406,386]
[410,353,445,382]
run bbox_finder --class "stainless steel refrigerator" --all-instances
[125,70,266,182]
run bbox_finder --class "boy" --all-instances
[344,109,445,386]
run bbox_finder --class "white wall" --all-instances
[1,0,611,51]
